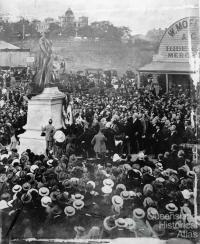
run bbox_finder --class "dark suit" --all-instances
[43,124,55,151]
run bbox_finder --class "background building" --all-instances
[59,8,75,28]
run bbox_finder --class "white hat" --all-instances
[30,165,39,173]
[12,184,22,193]
[103,178,114,188]
[11,159,20,166]
[70,177,79,186]
[147,207,159,220]
[41,196,52,207]
[113,154,121,163]
[47,159,53,166]
[115,218,127,228]
[181,189,192,200]
[133,208,145,219]
[1,154,9,160]
[64,206,76,216]
[53,130,65,143]
[129,191,137,199]
[165,203,178,212]
[156,177,165,183]
[125,218,136,230]
[71,193,84,201]
[120,190,129,200]
[138,151,145,160]
[39,187,50,197]
[103,216,116,231]
[87,181,96,189]
[101,185,112,194]
[112,195,123,207]
[73,200,84,210]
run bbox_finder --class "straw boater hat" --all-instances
[125,218,136,230]
[39,187,50,197]
[47,159,53,167]
[101,185,112,194]
[187,171,195,178]
[12,184,22,193]
[30,165,39,173]
[143,197,155,208]
[50,191,60,201]
[156,177,165,183]
[120,190,129,200]
[115,218,127,228]
[129,191,137,199]
[143,184,153,196]
[28,188,38,196]
[103,178,114,188]
[41,196,52,208]
[147,207,159,220]
[22,182,31,192]
[21,193,32,204]
[133,208,145,219]
[87,181,96,189]
[112,195,124,207]
[62,179,71,189]
[73,199,84,210]
[64,206,76,216]
[103,216,116,231]
[116,184,126,191]
[27,173,35,183]
[165,203,178,212]
[70,177,79,187]
[11,159,20,166]
[71,193,84,201]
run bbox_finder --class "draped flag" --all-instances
[64,104,73,126]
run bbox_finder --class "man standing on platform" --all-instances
[42,119,55,155]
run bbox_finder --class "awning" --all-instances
[138,61,195,74]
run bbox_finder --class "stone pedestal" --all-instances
[19,86,65,155]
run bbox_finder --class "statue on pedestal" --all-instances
[30,31,57,94]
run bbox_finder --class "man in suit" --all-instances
[42,119,55,155]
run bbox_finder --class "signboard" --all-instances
[154,16,200,62]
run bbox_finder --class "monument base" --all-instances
[19,131,46,155]
[19,86,66,155]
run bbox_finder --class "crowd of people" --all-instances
[0,69,28,150]
[0,67,199,242]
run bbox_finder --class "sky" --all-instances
[0,0,199,35]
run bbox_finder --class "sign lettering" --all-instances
[156,17,200,62]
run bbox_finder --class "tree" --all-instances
[49,22,61,38]
[77,26,94,38]
[62,25,76,37]
[90,21,125,41]
[145,28,165,42]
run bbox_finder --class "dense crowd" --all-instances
[0,67,199,241]
[0,69,28,150]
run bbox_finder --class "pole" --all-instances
[0,210,2,243]
[137,72,140,89]
[166,73,169,93]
